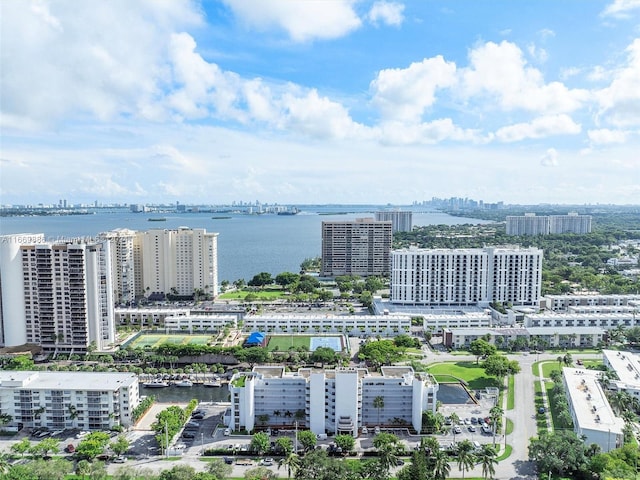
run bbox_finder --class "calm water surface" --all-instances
[0,207,491,282]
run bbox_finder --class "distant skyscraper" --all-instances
[321,218,392,277]
[374,211,413,233]
[391,246,543,307]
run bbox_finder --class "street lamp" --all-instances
[201,432,204,454]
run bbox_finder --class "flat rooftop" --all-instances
[602,350,640,389]
[563,367,623,435]
[0,371,137,390]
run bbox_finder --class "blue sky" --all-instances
[1,0,639,206]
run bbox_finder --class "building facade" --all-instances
[244,314,411,336]
[228,366,438,436]
[0,236,116,354]
[98,228,142,304]
[321,219,392,277]
[506,213,592,236]
[562,367,623,453]
[374,211,413,233]
[391,247,543,307]
[0,371,139,430]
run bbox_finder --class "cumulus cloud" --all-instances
[368,1,405,27]
[221,0,361,42]
[495,115,581,142]
[379,118,482,144]
[540,148,559,167]
[602,0,640,18]
[588,128,630,144]
[459,41,588,114]
[370,56,457,122]
[595,39,640,127]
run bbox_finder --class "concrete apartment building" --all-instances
[140,227,219,298]
[562,367,623,453]
[542,294,640,312]
[390,247,543,307]
[0,371,139,431]
[506,213,592,235]
[443,326,606,349]
[602,350,640,398]
[228,366,438,436]
[244,314,411,336]
[321,218,392,277]
[374,211,413,233]
[0,234,116,354]
[98,228,143,303]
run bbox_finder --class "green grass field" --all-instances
[128,334,213,349]
[218,287,288,300]
[426,361,502,390]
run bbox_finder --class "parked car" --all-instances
[182,431,196,439]
[261,457,274,466]
[223,428,231,436]
[113,456,126,463]
[223,457,233,464]
[468,425,476,432]
[453,426,462,434]
[64,444,75,453]
[361,426,368,434]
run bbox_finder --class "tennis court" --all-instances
[266,335,345,352]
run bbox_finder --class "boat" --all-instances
[211,216,232,220]
[203,378,222,388]
[277,207,299,216]
[148,218,167,222]
[143,381,169,388]
[174,379,193,387]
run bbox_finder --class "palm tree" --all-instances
[432,447,452,480]
[456,439,476,479]
[278,452,300,479]
[0,453,10,474]
[373,396,385,427]
[478,444,498,479]
[489,406,503,446]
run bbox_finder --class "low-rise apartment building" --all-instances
[228,366,438,436]
[443,326,605,349]
[0,371,139,431]
[602,350,640,398]
[542,294,640,312]
[244,314,411,336]
[562,367,623,453]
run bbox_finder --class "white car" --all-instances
[113,456,126,463]
[223,428,231,436]
[361,426,368,435]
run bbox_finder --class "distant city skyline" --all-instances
[1,1,639,205]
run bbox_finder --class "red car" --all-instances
[65,444,75,453]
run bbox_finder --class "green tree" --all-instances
[483,354,520,385]
[297,430,317,452]
[248,272,273,288]
[278,452,301,479]
[75,432,111,460]
[159,465,197,480]
[456,439,476,479]
[3,355,35,370]
[250,432,270,455]
[373,395,385,426]
[431,447,452,480]
[10,437,31,458]
[34,437,60,457]
[110,435,130,456]
[275,437,293,455]
[310,347,337,368]
[478,444,498,479]
[76,460,91,479]
[334,434,355,453]
[372,432,402,473]
[529,430,590,478]
[244,466,277,480]
[469,339,497,364]
[206,458,232,479]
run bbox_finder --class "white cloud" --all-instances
[460,41,588,114]
[221,0,361,42]
[595,39,640,127]
[0,0,200,128]
[495,115,581,142]
[540,148,559,167]
[379,118,482,145]
[602,0,640,18]
[527,44,548,64]
[368,1,405,27]
[588,128,630,144]
[370,56,457,122]
[538,28,555,40]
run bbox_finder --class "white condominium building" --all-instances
[506,214,549,236]
[374,211,413,233]
[98,229,142,304]
[321,219,392,277]
[0,235,115,353]
[602,350,640,398]
[542,294,640,312]
[244,314,411,336]
[549,213,592,234]
[562,367,623,453]
[0,371,139,430]
[391,247,543,307]
[506,213,592,236]
[228,366,438,436]
[140,227,219,298]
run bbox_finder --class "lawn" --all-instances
[507,375,515,410]
[127,334,213,349]
[540,359,603,379]
[218,287,288,300]
[426,361,502,390]
[534,380,548,433]
[267,335,312,351]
